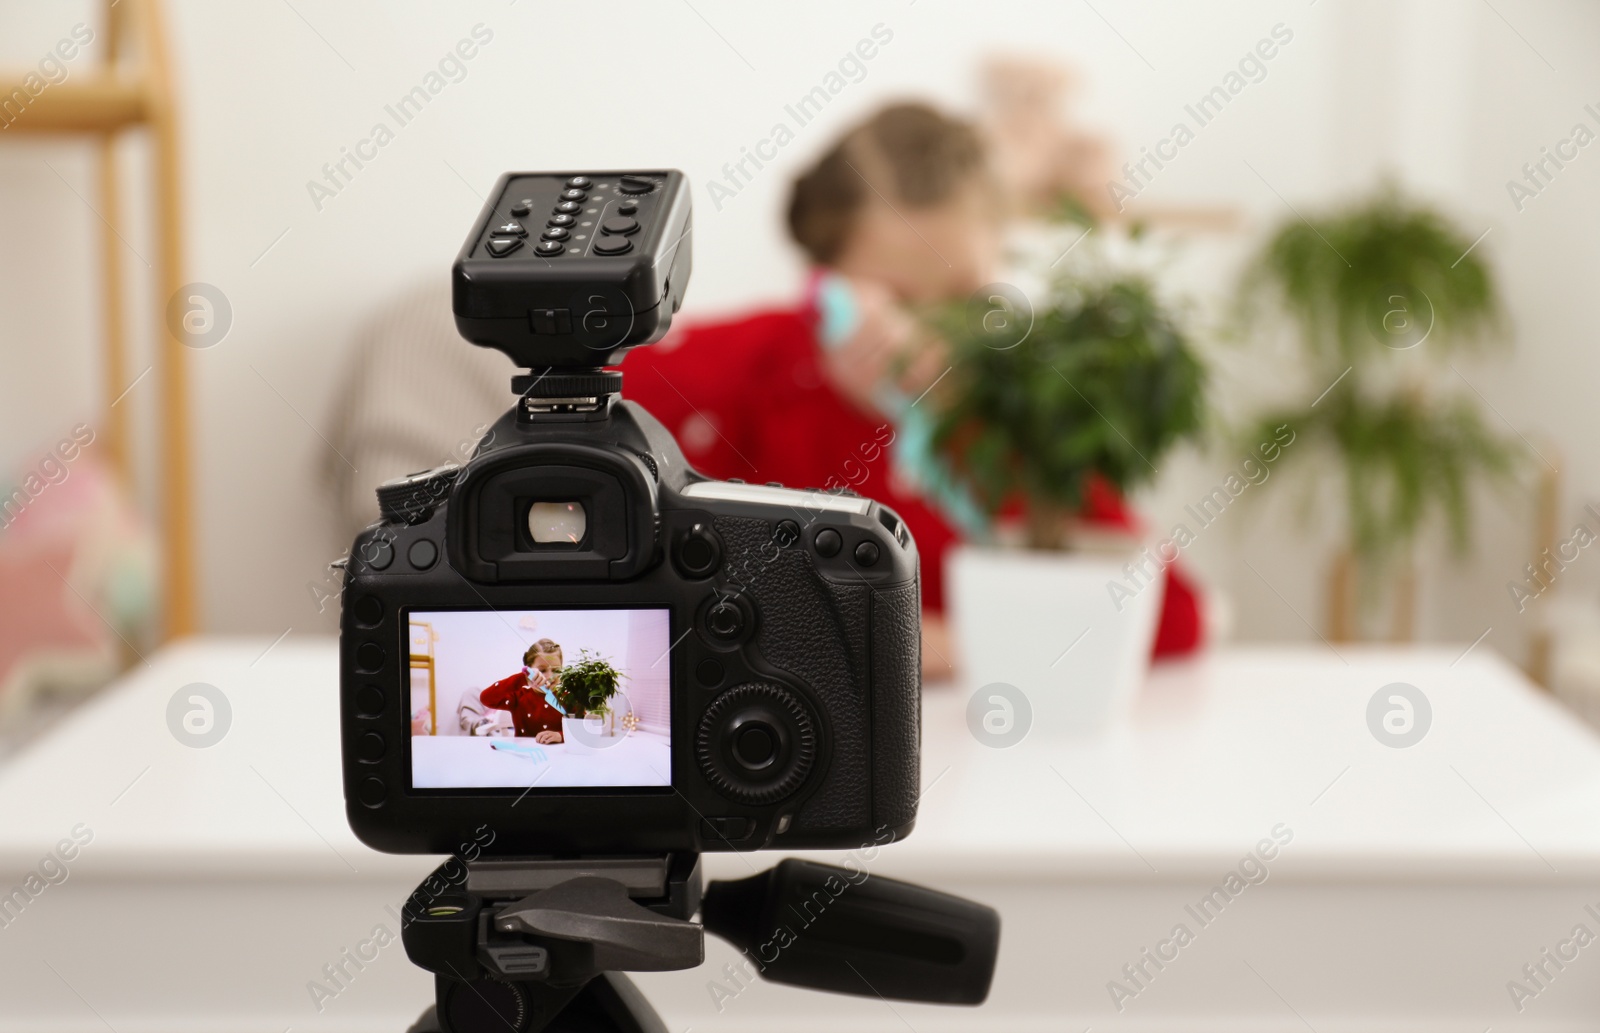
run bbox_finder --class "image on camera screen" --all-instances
[406,608,672,790]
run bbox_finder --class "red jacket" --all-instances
[480,672,564,738]
[621,306,1203,656]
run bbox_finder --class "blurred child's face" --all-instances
[832,180,999,304]
[531,653,559,677]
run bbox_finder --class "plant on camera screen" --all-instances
[928,271,1206,550]
[552,650,626,718]
[1237,184,1520,587]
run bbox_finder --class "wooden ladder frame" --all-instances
[1,0,194,639]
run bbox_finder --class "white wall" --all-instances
[3,0,1598,664]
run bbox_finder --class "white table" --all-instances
[3,637,1599,1032]
[411,731,672,788]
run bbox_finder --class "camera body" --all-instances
[340,171,922,857]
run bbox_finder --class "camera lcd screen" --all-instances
[406,608,672,790]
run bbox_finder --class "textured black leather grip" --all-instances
[871,582,921,833]
[711,514,921,838]
[713,516,870,834]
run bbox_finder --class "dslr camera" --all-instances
[336,172,998,1033]
[339,170,922,857]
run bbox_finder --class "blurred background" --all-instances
[4,1,1600,1028]
[8,1,1599,714]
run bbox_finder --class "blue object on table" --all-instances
[490,740,549,762]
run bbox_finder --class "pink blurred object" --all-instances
[979,54,1116,219]
[0,450,155,717]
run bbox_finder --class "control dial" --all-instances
[697,683,817,804]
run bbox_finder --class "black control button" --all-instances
[773,520,800,547]
[364,538,394,570]
[696,683,817,804]
[355,684,385,718]
[356,642,384,673]
[408,539,438,570]
[814,528,842,557]
[531,308,573,335]
[681,538,715,571]
[547,213,575,227]
[600,216,639,236]
[676,523,722,578]
[352,595,383,628]
[509,201,531,217]
[358,731,385,763]
[541,226,570,242]
[854,540,881,567]
[561,188,587,202]
[358,776,386,808]
[554,200,581,215]
[535,240,564,256]
[619,175,654,194]
[706,601,744,640]
[566,175,593,189]
[485,237,522,258]
[618,202,639,215]
[696,658,725,688]
[733,723,777,770]
[700,816,754,841]
[593,236,632,255]
[494,221,527,237]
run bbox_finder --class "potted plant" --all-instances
[1237,184,1520,639]
[552,650,627,743]
[926,246,1206,735]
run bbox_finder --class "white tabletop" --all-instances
[2,636,1596,886]
[412,731,672,788]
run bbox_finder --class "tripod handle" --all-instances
[496,875,704,974]
[701,859,999,1005]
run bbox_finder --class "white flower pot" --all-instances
[560,715,598,752]
[947,544,1164,738]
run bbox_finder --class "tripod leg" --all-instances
[416,973,664,1033]
[544,974,667,1033]
[431,974,580,1033]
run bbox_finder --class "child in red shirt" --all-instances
[623,103,1203,677]
[479,639,567,743]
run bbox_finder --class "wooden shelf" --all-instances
[0,74,150,133]
[0,0,193,641]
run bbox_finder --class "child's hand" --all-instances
[535,730,563,745]
[823,280,946,418]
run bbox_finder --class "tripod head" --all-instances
[400,853,999,1033]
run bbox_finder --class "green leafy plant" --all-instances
[928,272,1206,549]
[551,650,625,718]
[1238,184,1520,596]
[1239,185,1501,366]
